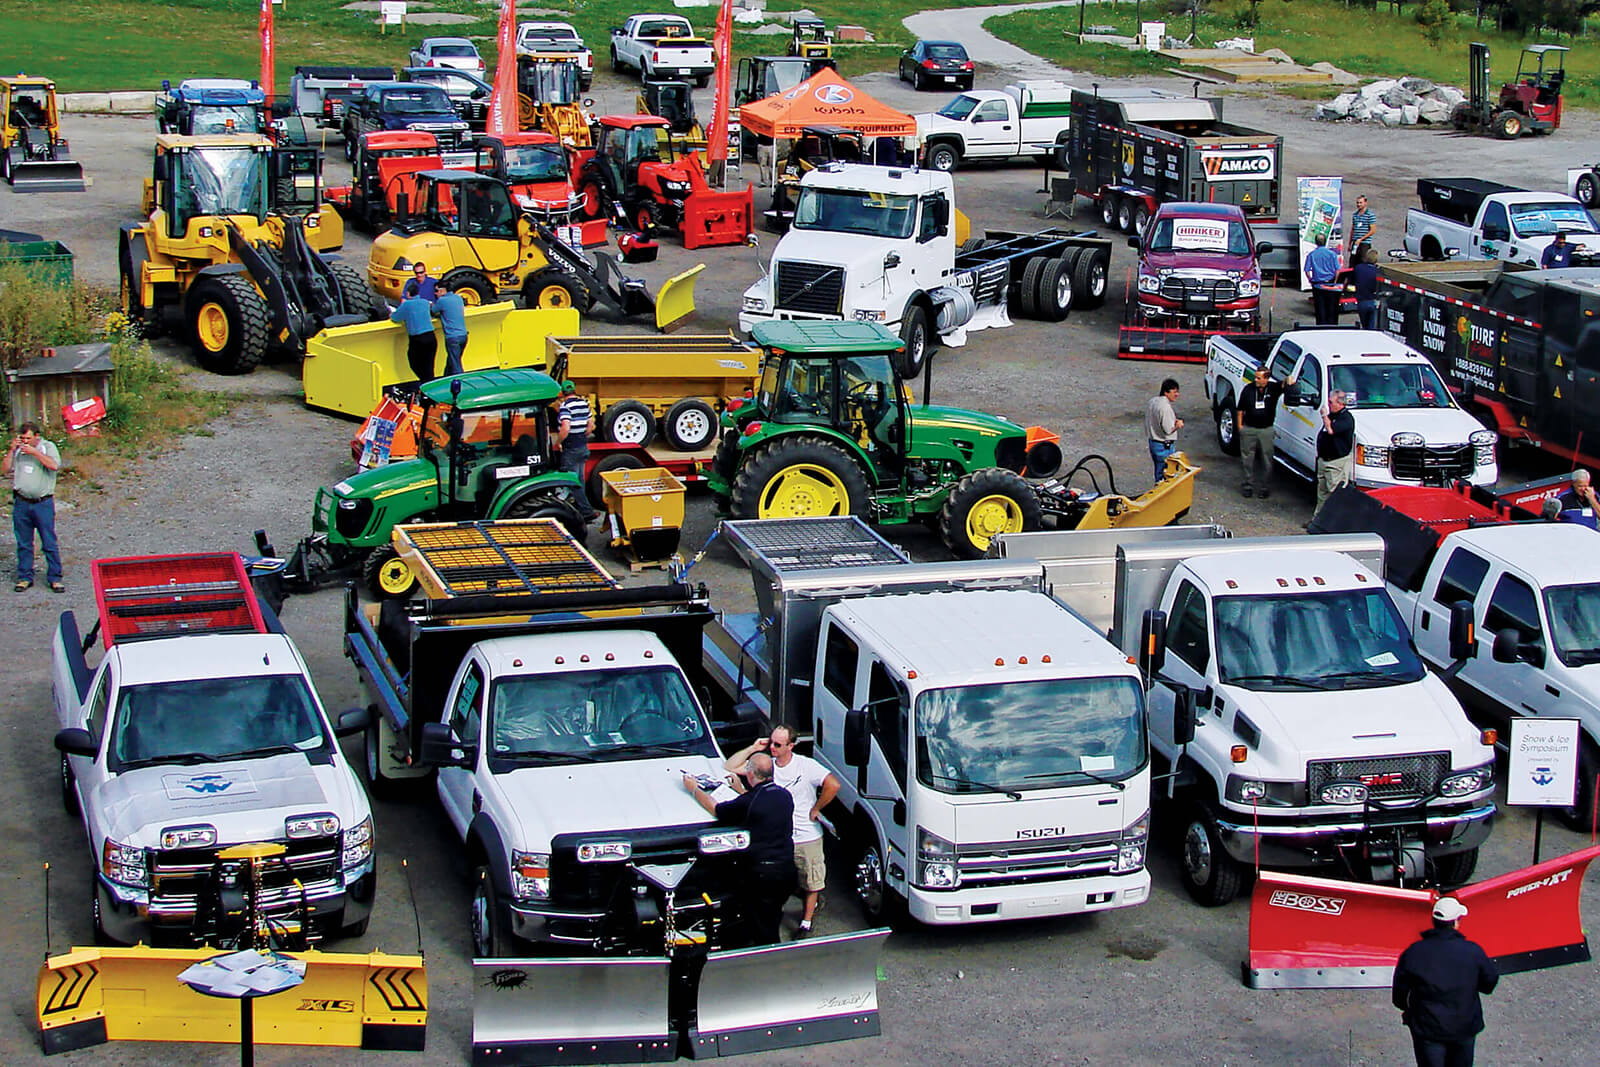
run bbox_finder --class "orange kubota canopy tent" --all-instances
[739,67,917,140]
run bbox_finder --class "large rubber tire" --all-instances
[1493,110,1524,139]
[1017,256,1047,319]
[119,239,143,325]
[363,546,417,601]
[731,436,871,520]
[523,270,587,312]
[633,201,662,235]
[663,398,718,451]
[1033,256,1073,322]
[1100,194,1118,229]
[441,269,497,307]
[852,819,905,929]
[471,866,514,958]
[926,142,959,173]
[1117,197,1137,234]
[328,260,385,320]
[898,305,931,379]
[587,452,646,506]
[602,399,657,446]
[940,467,1043,559]
[1578,173,1600,208]
[502,492,587,540]
[1215,392,1241,456]
[579,178,608,222]
[90,876,119,947]
[60,753,80,816]
[610,46,623,73]
[1073,248,1110,309]
[1556,736,1599,832]
[1431,847,1479,887]
[1180,806,1244,906]
[189,273,270,374]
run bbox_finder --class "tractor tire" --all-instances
[663,398,719,451]
[633,201,662,234]
[118,239,142,324]
[502,492,587,542]
[898,305,932,379]
[939,467,1043,559]
[926,142,959,173]
[602,399,658,446]
[523,270,587,312]
[1033,256,1074,322]
[363,546,417,601]
[328,260,384,320]
[1072,247,1110,309]
[1450,102,1473,130]
[441,269,497,307]
[189,273,270,375]
[1180,805,1244,906]
[1117,197,1137,234]
[587,452,646,506]
[731,436,871,520]
[1100,194,1118,229]
[1493,110,1524,139]
[1578,173,1600,208]
[578,179,608,222]
[1017,256,1047,319]
[1215,393,1241,456]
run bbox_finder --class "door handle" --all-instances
[471,790,482,813]
[1420,610,1431,630]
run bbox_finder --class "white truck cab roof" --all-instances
[1434,522,1599,586]
[473,629,677,678]
[801,162,950,198]
[1281,329,1426,364]
[1181,548,1377,598]
[112,632,304,687]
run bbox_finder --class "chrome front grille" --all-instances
[1308,752,1451,801]
[1391,445,1474,484]
[955,834,1120,888]
[1159,276,1239,303]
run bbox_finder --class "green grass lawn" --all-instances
[0,0,998,93]
[989,0,1600,109]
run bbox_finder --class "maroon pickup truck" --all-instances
[1131,202,1274,328]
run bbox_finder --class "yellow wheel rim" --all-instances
[458,286,483,307]
[536,284,573,309]
[758,463,850,518]
[965,493,1024,550]
[196,302,230,352]
[377,556,414,595]
[119,272,132,312]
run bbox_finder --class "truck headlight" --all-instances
[1470,429,1497,466]
[1391,431,1426,448]
[1318,781,1369,805]
[342,816,374,869]
[512,850,550,900]
[1439,763,1494,797]
[698,829,750,854]
[1355,444,1389,468]
[1137,274,1160,294]
[102,837,149,888]
[1112,810,1150,874]
[287,813,341,839]
[577,839,633,862]
[916,826,959,889]
[852,308,887,322]
[742,294,769,313]
[1225,776,1302,806]
[160,824,217,850]
[1238,279,1261,297]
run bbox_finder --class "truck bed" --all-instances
[1206,332,1279,368]
[1415,177,1517,226]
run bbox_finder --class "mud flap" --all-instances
[681,188,754,251]
[7,159,86,193]
[1244,844,1600,989]
[654,264,705,333]
[471,957,676,1065]
[37,946,426,1054]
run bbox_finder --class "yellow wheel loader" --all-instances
[121,134,384,374]
[368,169,704,331]
[1,75,85,191]
[517,57,593,149]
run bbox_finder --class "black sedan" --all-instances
[898,40,975,91]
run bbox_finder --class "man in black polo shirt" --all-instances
[684,753,795,944]
[1236,365,1293,499]
[1313,389,1356,523]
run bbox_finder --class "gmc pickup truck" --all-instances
[610,14,714,87]
[916,81,1075,173]
[1403,177,1600,266]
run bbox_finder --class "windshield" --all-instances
[1214,590,1425,690]
[488,666,717,763]
[431,44,479,58]
[794,187,916,238]
[1329,362,1454,409]
[174,146,266,226]
[502,144,567,182]
[110,674,327,769]
[1546,584,1600,666]
[766,63,808,95]
[1149,217,1251,255]
[523,62,580,104]
[1510,202,1598,238]
[915,677,1146,795]
[937,95,979,120]
[188,105,263,135]
[384,88,453,114]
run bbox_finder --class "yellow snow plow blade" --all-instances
[1075,451,1200,530]
[37,945,426,1055]
[653,263,704,333]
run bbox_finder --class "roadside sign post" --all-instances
[1507,717,1581,865]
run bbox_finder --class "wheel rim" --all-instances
[196,302,230,352]
[1218,409,1236,448]
[636,208,654,230]
[1102,199,1116,226]
[1505,115,1522,136]
[964,493,1025,549]
[536,284,573,309]
[1581,178,1596,205]
[1183,821,1213,887]
[376,556,414,595]
[471,881,492,957]
[611,410,651,444]
[1119,203,1134,230]
[907,326,926,365]
[759,463,850,518]
[581,183,604,220]
[458,286,484,307]
[1053,271,1072,310]
[1090,260,1107,297]
[855,843,886,917]
[674,408,712,445]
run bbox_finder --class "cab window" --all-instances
[1268,341,1300,383]
[1485,574,1542,641]
[972,101,1009,123]
[451,661,485,746]
[1481,200,1511,241]
[1167,580,1210,672]
[867,660,908,790]
[822,624,859,705]
[1435,548,1490,607]
[1293,355,1323,407]
[86,671,112,743]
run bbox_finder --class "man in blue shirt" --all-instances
[1541,232,1573,269]
[1350,195,1377,256]
[402,262,437,301]
[1304,232,1343,326]
[390,294,438,386]
[432,284,469,376]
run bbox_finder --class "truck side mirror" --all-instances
[1139,610,1167,678]
[1126,235,1140,249]
[1447,601,1477,662]
[1492,628,1545,667]
[419,720,475,768]
[843,709,870,767]
[1171,688,1196,747]
[1255,241,1275,256]
[883,251,901,269]
[54,727,97,758]
[335,705,373,738]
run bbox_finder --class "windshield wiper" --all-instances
[496,748,600,763]
[604,742,700,757]
[1314,669,1408,688]
[1024,768,1127,790]
[121,751,220,769]
[926,772,1021,801]
[1223,673,1328,690]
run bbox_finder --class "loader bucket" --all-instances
[1074,452,1200,530]
[471,956,675,1065]
[1244,844,1600,990]
[681,188,754,250]
[688,928,888,1058]
[654,263,705,333]
[8,158,86,193]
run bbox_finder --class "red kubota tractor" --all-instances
[1453,42,1566,139]
[574,114,752,249]
[474,129,606,246]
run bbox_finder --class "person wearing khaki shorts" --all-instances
[726,725,840,937]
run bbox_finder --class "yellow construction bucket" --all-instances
[599,467,686,563]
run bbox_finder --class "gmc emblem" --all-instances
[1360,772,1404,786]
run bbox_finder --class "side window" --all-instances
[1481,200,1510,240]
[1167,581,1211,672]
[1295,355,1324,407]
[86,671,112,743]
[822,624,859,705]
[973,101,1009,123]
[1434,548,1491,607]
[451,661,485,745]
[1484,574,1542,639]
[867,660,908,790]
[1268,341,1300,383]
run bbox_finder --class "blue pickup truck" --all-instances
[340,81,468,160]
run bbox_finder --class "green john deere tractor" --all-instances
[261,369,587,599]
[708,321,1064,557]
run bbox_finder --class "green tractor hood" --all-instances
[906,403,1029,472]
[313,457,439,547]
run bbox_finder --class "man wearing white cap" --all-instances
[1391,896,1499,1067]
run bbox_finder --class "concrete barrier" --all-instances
[58,91,155,114]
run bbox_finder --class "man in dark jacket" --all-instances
[1392,896,1498,1067]
[684,754,795,945]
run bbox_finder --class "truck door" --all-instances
[1276,351,1322,471]
[72,666,114,809]
[1473,200,1512,261]
[963,99,1014,157]
[437,658,486,837]
[1150,579,1214,759]
[1476,570,1559,717]
[863,659,910,864]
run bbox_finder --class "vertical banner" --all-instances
[1296,176,1343,291]
[487,0,518,136]
[707,0,733,173]
[259,0,275,108]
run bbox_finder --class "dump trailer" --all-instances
[1063,87,1283,234]
[1,75,85,192]
[1377,258,1600,470]
[344,519,887,1063]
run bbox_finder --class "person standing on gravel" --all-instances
[6,422,63,593]
[1237,365,1292,499]
[1145,379,1184,483]
[1392,896,1497,1067]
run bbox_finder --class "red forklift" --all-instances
[1452,41,1566,139]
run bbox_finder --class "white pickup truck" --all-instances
[1403,177,1600,265]
[52,553,375,946]
[993,526,1498,906]
[517,20,594,90]
[609,14,715,87]
[1206,329,1497,488]
[916,81,1076,173]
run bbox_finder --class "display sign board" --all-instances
[1296,175,1342,291]
[1507,717,1580,807]
[379,1,407,27]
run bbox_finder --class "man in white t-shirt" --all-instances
[726,724,840,936]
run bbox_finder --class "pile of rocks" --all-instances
[1316,77,1467,127]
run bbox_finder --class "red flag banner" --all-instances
[707,0,732,163]
[259,0,275,108]
[488,0,518,135]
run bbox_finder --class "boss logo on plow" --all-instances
[1268,890,1347,915]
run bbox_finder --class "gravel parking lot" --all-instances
[2,50,1598,1067]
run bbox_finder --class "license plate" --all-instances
[944,75,956,82]
[678,68,690,75]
